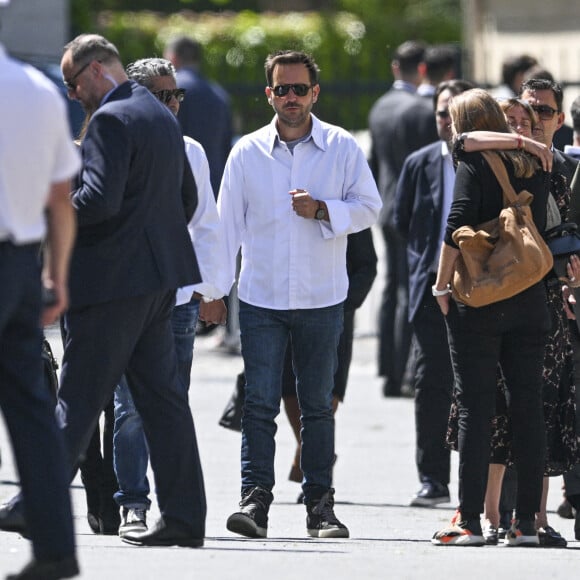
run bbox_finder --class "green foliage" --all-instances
[78,4,461,132]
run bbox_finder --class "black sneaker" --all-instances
[505,518,539,546]
[226,486,273,538]
[482,520,499,545]
[306,488,349,538]
[410,479,450,507]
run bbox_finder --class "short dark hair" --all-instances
[571,96,580,132]
[64,34,121,67]
[520,77,564,112]
[424,45,457,84]
[433,78,475,110]
[523,65,554,83]
[501,54,538,88]
[165,36,202,66]
[393,40,427,76]
[264,50,320,87]
[126,58,175,90]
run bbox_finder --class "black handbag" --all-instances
[544,222,580,279]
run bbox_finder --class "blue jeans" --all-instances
[113,298,200,509]
[239,300,343,502]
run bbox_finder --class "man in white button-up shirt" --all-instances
[221,50,381,540]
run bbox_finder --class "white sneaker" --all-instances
[118,508,147,538]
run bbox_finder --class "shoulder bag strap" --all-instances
[481,151,519,206]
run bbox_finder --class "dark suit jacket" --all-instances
[176,67,232,196]
[553,124,574,152]
[368,87,438,227]
[70,81,200,309]
[393,141,445,323]
[554,148,580,224]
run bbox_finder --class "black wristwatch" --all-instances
[314,201,325,220]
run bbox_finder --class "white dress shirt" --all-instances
[176,136,229,306]
[218,114,382,310]
[0,45,80,243]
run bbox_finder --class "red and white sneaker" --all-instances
[505,519,539,546]
[432,512,485,546]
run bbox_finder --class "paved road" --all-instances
[1,322,579,579]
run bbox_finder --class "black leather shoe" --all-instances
[6,556,79,580]
[556,499,576,519]
[537,525,567,547]
[98,502,121,535]
[0,499,28,536]
[121,516,203,547]
[410,480,450,507]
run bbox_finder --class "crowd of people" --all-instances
[1,20,580,580]
[372,42,580,548]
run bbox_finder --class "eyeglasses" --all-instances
[64,61,91,91]
[152,89,186,105]
[271,84,312,97]
[436,109,450,118]
[531,104,559,120]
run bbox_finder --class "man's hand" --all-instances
[290,189,317,219]
[199,299,227,326]
[41,280,68,326]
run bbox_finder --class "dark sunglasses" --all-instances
[531,104,559,120]
[63,61,91,91]
[153,89,186,105]
[436,109,450,118]
[271,84,312,97]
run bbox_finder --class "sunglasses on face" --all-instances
[63,61,91,91]
[153,89,186,105]
[531,104,559,120]
[270,84,312,97]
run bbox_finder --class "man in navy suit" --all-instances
[368,41,438,398]
[394,79,473,507]
[0,34,206,548]
[165,36,232,197]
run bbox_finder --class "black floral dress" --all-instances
[447,172,580,476]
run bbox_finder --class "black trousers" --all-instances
[0,242,74,559]
[56,291,206,536]
[445,283,549,518]
[377,224,413,387]
[413,283,453,485]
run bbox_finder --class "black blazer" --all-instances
[69,81,201,308]
[368,87,438,227]
[394,141,445,322]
